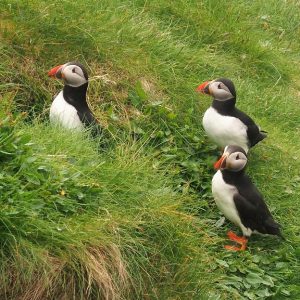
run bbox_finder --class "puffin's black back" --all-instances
[232,108,266,147]
[222,170,281,237]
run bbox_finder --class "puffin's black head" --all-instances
[214,145,247,172]
[196,77,236,101]
[48,61,88,87]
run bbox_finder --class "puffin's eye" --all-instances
[72,68,76,73]
[218,83,222,89]
[236,154,240,160]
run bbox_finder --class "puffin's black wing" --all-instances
[233,192,281,236]
[77,108,102,136]
[77,107,97,126]
[233,108,267,147]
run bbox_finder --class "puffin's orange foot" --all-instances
[224,242,247,251]
[227,231,247,244]
[225,231,248,251]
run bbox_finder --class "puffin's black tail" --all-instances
[265,218,283,238]
[251,131,267,147]
[258,131,267,142]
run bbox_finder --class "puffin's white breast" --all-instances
[212,171,252,236]
[50,91,83,130]
[212,171,241,226]
[203,107,249,152]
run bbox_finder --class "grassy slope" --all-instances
[0,119,217,299]
[1,0,300,299]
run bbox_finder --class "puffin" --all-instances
[212,145,282,251]
[48,61,101,134]
[196,78,267,153]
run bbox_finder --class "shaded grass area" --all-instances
[0,0,300,299]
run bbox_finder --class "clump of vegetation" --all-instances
[0,116,218,299]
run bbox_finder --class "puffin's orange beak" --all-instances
[196,81,211,94]
[214,155,227,170]
[48,65,63,78]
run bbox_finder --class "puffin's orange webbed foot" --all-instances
[227,231,247,243]
[224,242,247,251]
[225,231,248,251]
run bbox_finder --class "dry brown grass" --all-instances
[83,245,129,300]
[0,243,130,300]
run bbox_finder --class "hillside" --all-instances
[0,0,300,299]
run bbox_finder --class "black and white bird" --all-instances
[212,145,282,251]
[48,61,100,133]
[196,78,267,153]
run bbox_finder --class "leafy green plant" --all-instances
[127,81,218,199]
[214,252,293,299]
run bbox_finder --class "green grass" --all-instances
[0,0,300,299]
[0,119,218,299]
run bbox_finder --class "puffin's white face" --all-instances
[207,80,234,101]
[214,145,247,172]
[48,62,88,87]
[60,64,87,87]
[196,78,236,101]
